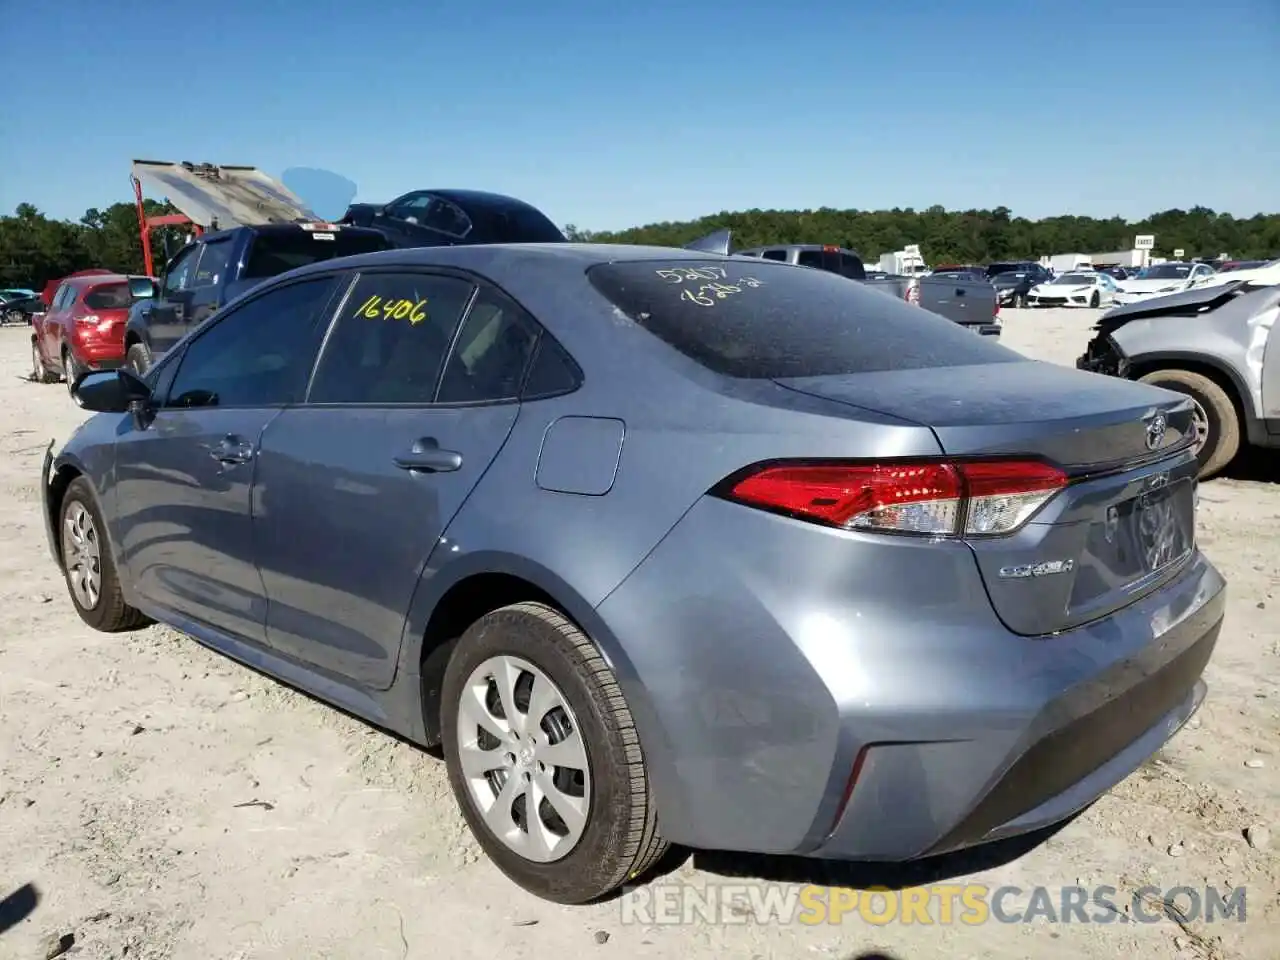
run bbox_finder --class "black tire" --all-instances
[1014,293,1027,308]
[63,348,83,393]
[1089,291,1100,308]
[30,339,57,384]
[441,602,667,903]
[1137,369,1241,479]
[126,341,153,376]
[58,477,151,632]
[3,308,22,325]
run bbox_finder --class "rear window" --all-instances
[83,283,132,310]
[242,229,390,280]
[587,260,1018,379]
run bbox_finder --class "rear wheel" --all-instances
[1137,369,1240,479]
[126,342,153,376]
[62,348,83,394]
[1014,292,1027,308]
[59,477,151,632]
[30,340,57,383]
[441,602,667,904]
[3,308,22,325]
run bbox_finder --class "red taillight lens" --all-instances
[722,459,1068,537]
[905,281,921,305]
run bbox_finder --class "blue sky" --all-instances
[2,0,1277,230]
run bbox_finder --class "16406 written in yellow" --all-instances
[354,295,429,324]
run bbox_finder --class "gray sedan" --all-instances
[42,242,1226,904]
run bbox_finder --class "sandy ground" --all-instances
[1,309,1277,960]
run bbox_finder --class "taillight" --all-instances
[720,459,1068,537]
[75,313,100,325]
[905,280,921,305]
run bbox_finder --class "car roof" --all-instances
[67,273,131,287]
[428,189,550,213]
[286,242,722,281]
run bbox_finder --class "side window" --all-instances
[387,192,432,222]
[421,198,473,239]
[797,250,823,269]
[307,272,475,405]
[761,250,787,262]
[51,284,72,310]
[436,290,541,403]
[163,245,199,296]
[522,335,580,400]
[164,277,338,409]
[191,240,233,288]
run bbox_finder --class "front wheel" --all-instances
[1014,293,1027,308]
[441,602,667,903]
[126,342,153,376]
[1089,291,1100,308]
[1137,369,1241,479]
[58,477,151,632]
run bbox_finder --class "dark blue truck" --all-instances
[123,221,388,374]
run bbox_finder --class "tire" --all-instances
[1137,369,1241,479]
[126,341,153,376]
[1014,293,1027,309]
[441,602,667,904]
[1089,291,1100,308]
[3,308,21,325]
[63,348,89,396]
[30,340,57,384]
[58,477,151,632]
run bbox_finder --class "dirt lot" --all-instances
[1,309,1277,960]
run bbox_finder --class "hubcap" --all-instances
[456,654,591,862]
[1189,399,1211,455]
[62,502,101,609]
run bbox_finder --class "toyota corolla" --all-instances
[42,243,1225,904]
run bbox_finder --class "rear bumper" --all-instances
[597,496,1226,860]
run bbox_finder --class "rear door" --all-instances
[40,283,73,365]
[253,270,538,688]
[113,275,341,642]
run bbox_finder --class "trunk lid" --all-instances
[775,360,1200,635]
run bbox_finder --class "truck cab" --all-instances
[124,220,387,373]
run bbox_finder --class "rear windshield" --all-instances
[83,283,132,309]
[987,263,1033,276]
[242,229,390,280]
[468,203,566,243]
[587,259,1018,379]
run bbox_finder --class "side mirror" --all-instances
[129,277,158,300]
[71,369,152,413]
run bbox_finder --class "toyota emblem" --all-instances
[1145,412,1168,450]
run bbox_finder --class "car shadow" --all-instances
[638,813,1080,894]
[1221,447,1279,484]
[0,883,40,935]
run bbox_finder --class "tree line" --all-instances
[3,199,1277,294]
[568,205,1280,266]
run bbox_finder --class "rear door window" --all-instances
[436,289,541,403]
[587,259,1019,379]
[307,272,476,405]
[761,250,788,262]
[241,229,390,280]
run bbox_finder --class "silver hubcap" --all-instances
[1189,399,1211,455]
[62,502,102,609]
[456,655,591,862]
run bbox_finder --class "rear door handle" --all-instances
[393,437,463,473]
[209,435,254,465]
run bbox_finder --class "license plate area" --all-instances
[1071,479,1195,602]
